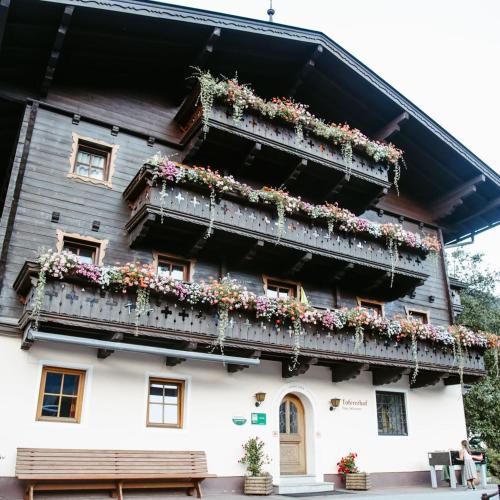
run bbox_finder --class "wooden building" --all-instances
[0,0,498,497]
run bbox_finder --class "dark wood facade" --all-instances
[0,0,498,385]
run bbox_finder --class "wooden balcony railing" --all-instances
[17,275,485,384]
[124,166,430,299]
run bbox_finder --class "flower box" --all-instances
[244,474,273,495]
[346,472,371,490]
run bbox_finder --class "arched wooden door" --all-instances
[279,394,306,475]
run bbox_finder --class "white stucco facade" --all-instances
[0,335,468,484]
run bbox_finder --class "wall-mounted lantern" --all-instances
[255,392,266,407]
[330,398,341,411]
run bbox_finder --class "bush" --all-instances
[337,452,359,478]
[239,437,271,477]
[487,448,500,480]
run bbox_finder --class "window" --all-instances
[37,367,85,423]
[376,391,408,436]
[407,309,429,324]
[147,378,184,428]
[264,278,297,299]
[156,255,190,281]
[74,143,110,181]
[62,237,100,265]
[357,298,384,317]
[69,134,118,188]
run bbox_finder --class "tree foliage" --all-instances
[448,249,500,450]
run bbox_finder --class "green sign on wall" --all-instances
[251,413,266,425]
[232,416,247,426]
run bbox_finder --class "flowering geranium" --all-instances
[337,452,359,479]
[31,251,497,359]
[147,157,441,257]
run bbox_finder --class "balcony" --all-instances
[16,271,485,385]
[124,166,430,301]
[175,93,392,215]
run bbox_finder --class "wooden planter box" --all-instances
[346,472,371,490]
[244,474,273,495]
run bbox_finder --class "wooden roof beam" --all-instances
[287,252,312,277]
[282,158,307,188]
[227,350,261,373]
[187,27,221,90]
[373,111,409,141]
[367,187,389,209]
[365,271,391,293]
[97,332,124,359]
[182,129,206,163]
[431,174,486,220]
[188,228,211,257]
[324,174,348,200]
[288,44,323,98]
[448,196,500,230]
[0,0,10,52]
[40,6,74,98]
[165,340,198,367]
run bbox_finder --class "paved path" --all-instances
[11,484,498,500]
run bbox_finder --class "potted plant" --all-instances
[337,452,371,490]
[239,437,272,495]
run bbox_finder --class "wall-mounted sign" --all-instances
[341,399,368,411]
[232,416,247,426]
[251,413,266,425]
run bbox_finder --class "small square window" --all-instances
[62,237,100,265]
[265,279,297,299]
[74,142,110,182]
[37,367,85,423]
[358,298,384,317]
[156,256,190,281]
[376,391,408,436]
[407,310,429,324]
[147,378,184,428]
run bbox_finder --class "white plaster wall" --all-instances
[0,336,468,481]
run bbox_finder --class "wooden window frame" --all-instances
[68,133,119,189]
[263,275,300,299]
[376,391,408,436]
[357,297,385,317]
[36,366,86,423]
[146,377,185,429]
[405,307,430,324]
[56,230,108,266]
[152,252,193,281]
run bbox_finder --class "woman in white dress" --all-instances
[459,440,479,489]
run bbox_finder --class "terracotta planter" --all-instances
[244,474,273,495]
[346,472,371,490]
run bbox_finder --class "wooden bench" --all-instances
[16,448,215,499]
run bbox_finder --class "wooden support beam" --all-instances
[448,196,500,230]
[188,229,211,257]
[40,6,74,97]
[365,271,391,293]
[325,174,348,200]
[287,252,312,276]
[410,371,447,389]
[283,158,307,187]
[0,0,10,52]
[444,374,482,386]
[165,341,198,367]
[188,28,221,77]
[431,175,486,220]
[288,45,323,98]
[367,187,388,209]
[237,142,261,173]
[371,366,408,386]
[97,332,123,359]
[332,262,354,283]
[241,240,264,263]
[282,357,318,378]
[182,129,206,164]
[227,350,261,373]
[373,111,409,141]
[331,362,367,383]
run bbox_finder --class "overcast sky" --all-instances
[164,0,500,272]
